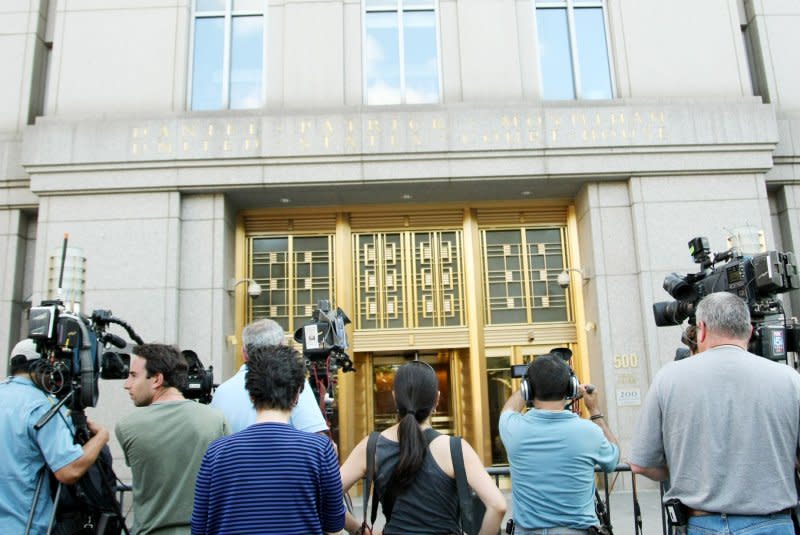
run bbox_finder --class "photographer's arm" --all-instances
[629,376,670,481]
[340,435,369,533]
[502,390,526,413]
[53,420,109,485]
[581,385,619,451]
[630,463,669,481]
[461,439,507,535]
[590,415,619,449]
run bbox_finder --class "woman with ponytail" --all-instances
[340,361,506,534]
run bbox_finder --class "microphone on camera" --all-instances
[101,333,127,349]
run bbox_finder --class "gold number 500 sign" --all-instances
[613,353,639,369]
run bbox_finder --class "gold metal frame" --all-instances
[480,225,571,325]
[352,230,466,329]
[233,200,587,463]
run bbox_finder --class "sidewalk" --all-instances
[350,489,665,535]
[602,490,664,535]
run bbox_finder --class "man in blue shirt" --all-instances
[500,353,619,534]
[0,339,109,535]
[211,318,328,434]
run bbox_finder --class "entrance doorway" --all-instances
[372,353,455,434]
[484,344,576,464]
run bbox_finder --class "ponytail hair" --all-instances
[393,361,438,490]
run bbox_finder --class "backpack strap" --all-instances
[362,432,380,530]
[450,435,472,531]
[423,427,441,443]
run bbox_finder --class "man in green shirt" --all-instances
[116,344,229,534]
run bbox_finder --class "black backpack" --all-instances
[50,446,126,535]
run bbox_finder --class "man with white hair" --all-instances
[0,339,109,534]
[211,318,327,434]
[631,292,800,535]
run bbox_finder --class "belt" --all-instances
[687,507,793,517]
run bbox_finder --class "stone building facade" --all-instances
[2,0,800,476]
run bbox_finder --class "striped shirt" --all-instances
[191,422,345,535]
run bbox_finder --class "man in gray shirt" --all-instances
[631,292,800,534]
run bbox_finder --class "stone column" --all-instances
[0,209,29,374]
[178,193,236,379]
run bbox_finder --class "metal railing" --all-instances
[486,463,669,535]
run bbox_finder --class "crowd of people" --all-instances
[1,292,799,535]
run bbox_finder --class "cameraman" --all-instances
[631,293,800,534]
[499,354,619,534]
[115,344,229,534]
[0,339,109,534]
[211,318,328,435]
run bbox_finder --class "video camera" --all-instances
[27,300,215,410]
[652,236,800,360]
[181,350,215,404]
[24,303,134,535]
[28,301,144,412]
[293,300,355,430]
[294,299,355,373]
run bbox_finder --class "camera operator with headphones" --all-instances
[500,352,619,535]
[0,339,110,535]
[631,293,800,534]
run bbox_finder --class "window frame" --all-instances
[247,233,336,333]
[361,0,444,106]
[534,0,615,100]
[188,0,268,110]
[480,225,571,325]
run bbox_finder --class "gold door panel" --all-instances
[364,352,456,436]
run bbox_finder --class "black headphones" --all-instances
[520,349,580,403]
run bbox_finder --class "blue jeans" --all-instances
[687,513,793,534]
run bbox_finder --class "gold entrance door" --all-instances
[484,344,573,465]
[372,354,455,434]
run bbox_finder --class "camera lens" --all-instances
[653,300,694,326]
[662,273,697,301]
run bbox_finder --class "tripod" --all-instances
[308,356,339,441]
[24,391,129,535]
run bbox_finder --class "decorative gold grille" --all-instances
[248,235,335,332]
[412,231,464,328]
[354,231,465,329]
[482,227,568,324]
[354,233,407,329]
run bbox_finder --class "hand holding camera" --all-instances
[86,419,109,441]
[581,384,600,413]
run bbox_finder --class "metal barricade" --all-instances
[354,463,670,534]
[486,463,668,535]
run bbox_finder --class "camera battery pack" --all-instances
[664,499,688,526]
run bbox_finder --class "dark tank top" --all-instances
[375,428,461,535]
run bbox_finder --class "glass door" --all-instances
[372,353,454,433]
[486,353,512,465]
[485,344,567,464]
